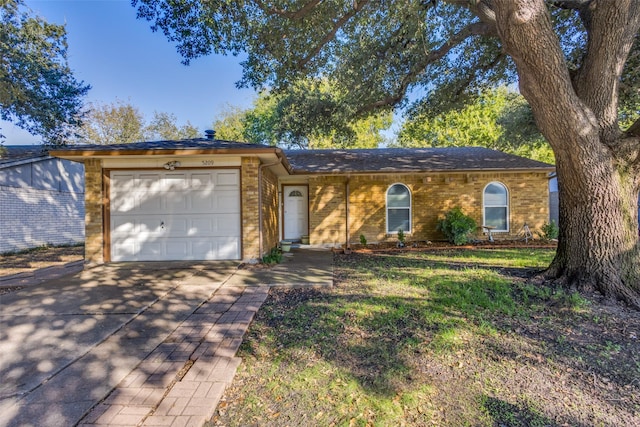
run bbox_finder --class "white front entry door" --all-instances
[283,185,308,241]
[110,169,241,261]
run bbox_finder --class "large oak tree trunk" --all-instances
[492,0,640,308]
[551,140,640,307]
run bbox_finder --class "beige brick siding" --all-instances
[241,157,260,260]
[307,172,549,246]
[84,159,104,263]
[261,167,279,255]
[308,176,347,246]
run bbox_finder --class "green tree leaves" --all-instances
[397,87,553,163]
[77,101,201,144]
[213,87,391,148]
[0,0,89,144]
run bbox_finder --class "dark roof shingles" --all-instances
[284,147,554,173]
[0,145,48,166]
[49,138,272,153]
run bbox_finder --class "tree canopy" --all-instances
[77,100,200,145]
[134,1,638,134]
[0,0,89,144]
[397,87,554,163]
[134,0,640,307]
[213,87,392,148]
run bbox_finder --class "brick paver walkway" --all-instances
[78,285,269,427]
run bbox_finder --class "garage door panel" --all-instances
[164,218,189,236]
[217,172,239,186]
[138,174,163,193]
[191,173,214,188]
[163,173,189,191]
[111,173,136,193]
[166,241,189,257]
[190,191,216,211]
[120,218,162,236]
[212,215,240,234]
[137,193,163,212]
[137,241,163,258]
[213,191,241,212]
[110,169,240,261]
[111,241,136,261]
[112,196,137,213]
[164,192,189,211]
[193,237,240,260]
[112,217,138,234]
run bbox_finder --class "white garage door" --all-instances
[110,169,241,261]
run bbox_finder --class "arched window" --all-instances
[288,190,303,197]
[386,183,411,233]
[483,182,509,231]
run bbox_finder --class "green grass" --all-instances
[210,248,639,427]
[0,242,84,257]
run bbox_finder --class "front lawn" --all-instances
[210,248,640,426]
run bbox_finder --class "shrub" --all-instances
[397,229,406,247]
[437,207,477,245]
[262,246,282,265]
[539,221,559,240]
[359,234,367,246]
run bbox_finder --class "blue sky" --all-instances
[4,0,257,145]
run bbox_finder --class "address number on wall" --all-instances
[201,160,215,166]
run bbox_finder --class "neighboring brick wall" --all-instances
[241,157,260,260]
[308,172,550,246]
[0,186,84,253]
[84,159,104,263]
[261,167,279,255]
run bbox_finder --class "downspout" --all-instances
[345,176,351,250]
[258,156,283,258]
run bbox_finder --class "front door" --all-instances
[283,185,308,241]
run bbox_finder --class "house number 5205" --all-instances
[202,160,215,166]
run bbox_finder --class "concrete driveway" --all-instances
[0,262,241,426]
[0,249,333,427]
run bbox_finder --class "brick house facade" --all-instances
[303,171,549,247]
[0,146,85,253]
[50,140,554,263]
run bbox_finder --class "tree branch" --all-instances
[446,0,498,32]
[627,116,640,138]
[549,0,593,32]
[296,1,370,70]
[357,21,494,114]
[253,0,323,20]
[573,1,640,144]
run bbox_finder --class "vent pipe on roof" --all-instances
[204,129,216,140]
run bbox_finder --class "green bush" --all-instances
[262,246,282,265]
[539,221,559,240]
[359,234,367,246]
[437,207,477,245]
[397,229,406,246]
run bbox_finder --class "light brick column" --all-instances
[84,159,104,264]
[241,157,260,260]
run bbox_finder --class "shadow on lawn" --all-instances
[481,396,562,427]
[235,251,639,425]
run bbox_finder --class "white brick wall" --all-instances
[0,185,84,253]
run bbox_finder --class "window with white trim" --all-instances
[386,183,411,233]
[483,182,509,231]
